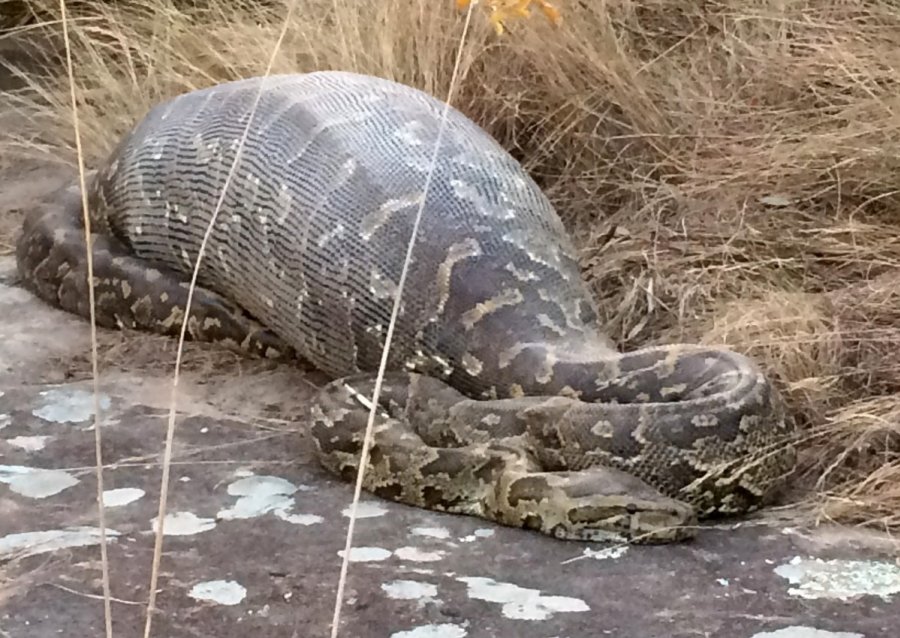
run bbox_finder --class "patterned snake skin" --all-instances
[15,71,798,543]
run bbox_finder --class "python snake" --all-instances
[15,71,797,543]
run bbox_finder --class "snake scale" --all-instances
[16,71,797,543]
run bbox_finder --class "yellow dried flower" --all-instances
[456,0,562,35]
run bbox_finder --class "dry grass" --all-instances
[2,0,900,532]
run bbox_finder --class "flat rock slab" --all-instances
[1,209,899,637]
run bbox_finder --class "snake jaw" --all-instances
[557,493,698,544]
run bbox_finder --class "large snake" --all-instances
[15,71,797,543]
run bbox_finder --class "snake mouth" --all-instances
[557,496,699,544]
[536,508,698,544]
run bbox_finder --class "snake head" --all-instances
[497,466,698,544]
[558,492,699,544]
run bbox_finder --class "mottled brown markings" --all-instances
[359,193,424,241]
[449,179,515,221]
[497,343,527,369]
[660,383,688,398]
[461,353,483,376]
[435,238,483,317]
[590,420,614,438]
[317,222,346,248]
[368,269,397,300]
[504,262,539,282]
[691,414,718,428]
[505,475,552,507]
[501,229,566,275]
[394,120,426,146]
[404,350,454,379]
[460,287,524,330]
[507,383,525,398]
[178,248,191,269]
[534,349,557,385]
[536,313,566,337]
[557,385,582,399]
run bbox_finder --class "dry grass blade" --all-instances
[55,0,112,635]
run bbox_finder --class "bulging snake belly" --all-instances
[15,71,798,543]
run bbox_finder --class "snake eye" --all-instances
[625,503,638,515]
